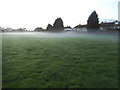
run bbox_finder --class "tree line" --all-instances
[1,11,119,32]
[33,11,100,32]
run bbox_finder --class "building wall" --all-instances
[118,1,120,21]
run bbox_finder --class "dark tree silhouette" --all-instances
[64,26,72,28]
[46,24,53,32]
[87,11,99,32]
[34,27,44,32]
[17,28,26,32]
[53,18,64,32]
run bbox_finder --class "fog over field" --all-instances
[2,32,118,41]
[2,31,118,88]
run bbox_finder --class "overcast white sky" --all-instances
[0,0,119,30]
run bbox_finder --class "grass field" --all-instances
[2,32,118,88]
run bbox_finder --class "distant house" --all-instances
[73,24,87,32]
[100,22,116,30]
[113,26,120,30]
[100,22,114,27]
[113,21,120,30]
[74,24,87,28]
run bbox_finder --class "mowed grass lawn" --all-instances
[2,33,118,88]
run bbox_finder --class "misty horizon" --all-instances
[0,0,119,30]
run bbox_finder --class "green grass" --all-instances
[2,33,118,88]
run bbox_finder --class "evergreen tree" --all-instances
[46,24,53,31]
[53,18,64,32]
[87,11,99,31]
